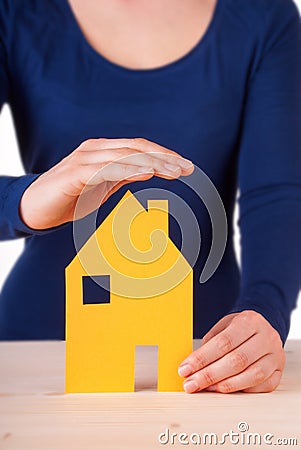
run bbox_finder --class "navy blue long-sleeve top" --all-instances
[0,0,301,343]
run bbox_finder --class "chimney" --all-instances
[147,200,169,236]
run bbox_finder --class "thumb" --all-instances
[201,313,238,345]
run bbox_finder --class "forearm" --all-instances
[228,186,301,344]
[0,174,46,239]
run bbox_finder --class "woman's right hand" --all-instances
[19,137,194,230]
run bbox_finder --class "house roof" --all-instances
[67,190,192,298]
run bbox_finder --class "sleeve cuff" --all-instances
[227,282,290,346]
[3,174,70,238]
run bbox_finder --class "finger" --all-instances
[204,355,284,394]
[76,148,154,165]
[201,314,238,345]
[78,138,194,172]
[71,173,153,221]
[76,148,184,177]
[178,311,258,377]
[100,180,131,204]
[242,370,283,393]
[183,333,271,392]
[99,178,142,205]
[84,159,185,187]
[129,138,194,172]
[80,163,155,186]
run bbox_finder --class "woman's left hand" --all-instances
[178,310,286,393]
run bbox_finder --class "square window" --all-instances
[82,275,110,305]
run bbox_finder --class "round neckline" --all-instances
[63,0,223,76]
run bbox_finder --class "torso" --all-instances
[67,0,218,70]
[1,0,255,339]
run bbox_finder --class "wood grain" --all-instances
[0,340,300,449]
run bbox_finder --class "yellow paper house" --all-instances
[65,190,193,393]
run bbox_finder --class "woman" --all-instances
[0,0,301,394]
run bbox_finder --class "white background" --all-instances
[0,1,300,339]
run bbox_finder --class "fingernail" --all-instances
[183,379,198,393]
[164,163,181,173]
[137,167,154,173]
[178,364,192,377]
[178,159,193,169]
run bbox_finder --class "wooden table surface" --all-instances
[0,340,300,450]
